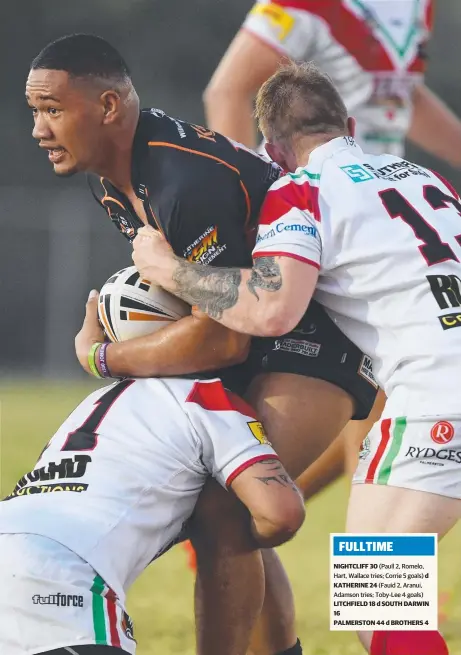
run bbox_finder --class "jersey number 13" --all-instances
[380,185,461,266]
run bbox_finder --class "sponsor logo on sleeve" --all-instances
[247,421,271,445]
[256,222,317,243]
[250,3,295,41]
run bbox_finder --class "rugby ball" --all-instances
[98,266,190,343]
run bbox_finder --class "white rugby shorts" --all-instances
[0,534,135,655]
[354,416,461,499]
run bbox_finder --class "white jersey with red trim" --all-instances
[0,378,276,600]
[253,137,461,417]
[243,0,432,156]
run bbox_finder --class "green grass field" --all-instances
[1,382,460,654]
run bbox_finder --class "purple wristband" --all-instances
[98,342,112,378]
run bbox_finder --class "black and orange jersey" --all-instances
[89,108,281,267]
[88,108,281,392]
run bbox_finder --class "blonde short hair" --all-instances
[255,61,348,144]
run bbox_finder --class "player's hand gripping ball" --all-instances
[132,225,174,284]
[75,289,105,374]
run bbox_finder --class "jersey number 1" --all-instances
[61,380,134,451]
[380,185,461,266]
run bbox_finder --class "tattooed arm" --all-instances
[132,227,318,336]
[229,458,305,547]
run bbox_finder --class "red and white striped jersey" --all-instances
[243,0,433,156]
[253,137,461,417]
[0,378,276,600]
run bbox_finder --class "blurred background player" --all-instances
[202,0,461,507]
[204,0,461,161]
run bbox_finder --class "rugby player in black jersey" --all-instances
[26,35,381,655]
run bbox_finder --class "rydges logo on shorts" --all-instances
[430,421,454,445]
[405,445,461,466]
[405,421,458,467]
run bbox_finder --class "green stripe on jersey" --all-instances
[377,417,407,484]
[91,574,108,645]
[288,169,321,181]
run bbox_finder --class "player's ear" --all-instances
[100,90,121,125]
[266,142,287,170]
[347,116,356,138]
[266,142,294,173]
[265,142,277,162]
